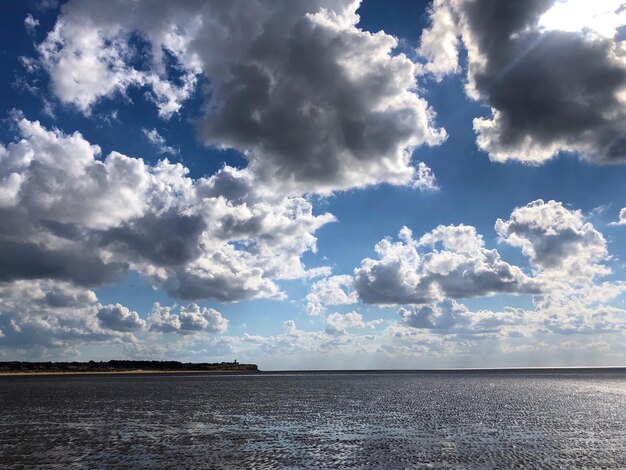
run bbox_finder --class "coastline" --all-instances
[0,369,261,377]
[3,366,626,377]
[0,360,260,377]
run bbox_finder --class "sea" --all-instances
[1,370,625,469]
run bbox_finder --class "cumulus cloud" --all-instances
[34,0,445,194]
[399,299,532,340]
[147,303,228,334]
[300,201,626,345]
[306,274,357,315]
[417,1,460,80]
[492,201,626,336]
[400,299,470,330]
[495,199,609,283]
[0,280,136,352]
[419,0,626,164]
[324,311,382,336]
[36,2,199,118]
[354,224,538,305]
[0,115,334,302]
[97,303,146,332]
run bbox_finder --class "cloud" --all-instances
[97,303,146,332]
[399,299,532,340]
[354,224,538,305]
[301,200,626,347]
[283,320,298,334]
[416,1,460,80]
[142,128,179,156]
[324,311,382,336]
[0,240,126,287]
[178,304,228,333]
[419,0,626,164]
[0,115,334,302]
[36,3,199,118]
[495,199,609,283]
[493,200,626,336]
[234,318,382,362]
[147,302,228,334]
[386,201,625,339]
[34,0,446,194]
[306,274,357,315]
[24,14,40,34]
[400,299,470,330]
[614,206,626,225]
[0,280,136,352]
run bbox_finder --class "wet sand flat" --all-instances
[1,370,625,468]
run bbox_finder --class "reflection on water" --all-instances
[1,371,626,468]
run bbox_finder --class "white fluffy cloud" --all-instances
[493,201,626,336]
[616,206,626,225]
[338,199,626,342]
[0,278,230,355]
[324,311,382,336]
[419,0,626,164]
[306,275,357,315]
[0,280,136,353]
[417,1,460,80]
[97,303,146,332]
[392,201,626,339]
[148,303,228,335]
[496,200,609,283]
[34,0,446,194]
[0,116,334,301]
[353,224,538,305]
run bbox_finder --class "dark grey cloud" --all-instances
[0,313,126,350]
[420,0,626,163]
[99,211,206,267]
[400,300,470,330]
[163,268,275,302]
[0,240,126,287]
[36,0,445,194]
[97,303,146,332]
[397,300,530,340]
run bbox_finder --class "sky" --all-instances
[2,0,626,369]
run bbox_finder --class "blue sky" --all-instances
[2,0,626,369]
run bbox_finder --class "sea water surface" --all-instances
[1,370,625,469]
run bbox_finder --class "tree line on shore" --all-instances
[0,360,258,372]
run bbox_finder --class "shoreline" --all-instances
[0,369,261,377]
[2,366,626,377]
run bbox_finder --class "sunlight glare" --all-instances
[539,0,626,38]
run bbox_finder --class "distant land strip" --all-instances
[0,360,259,375]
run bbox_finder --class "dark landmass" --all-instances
[0,360,259,375]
